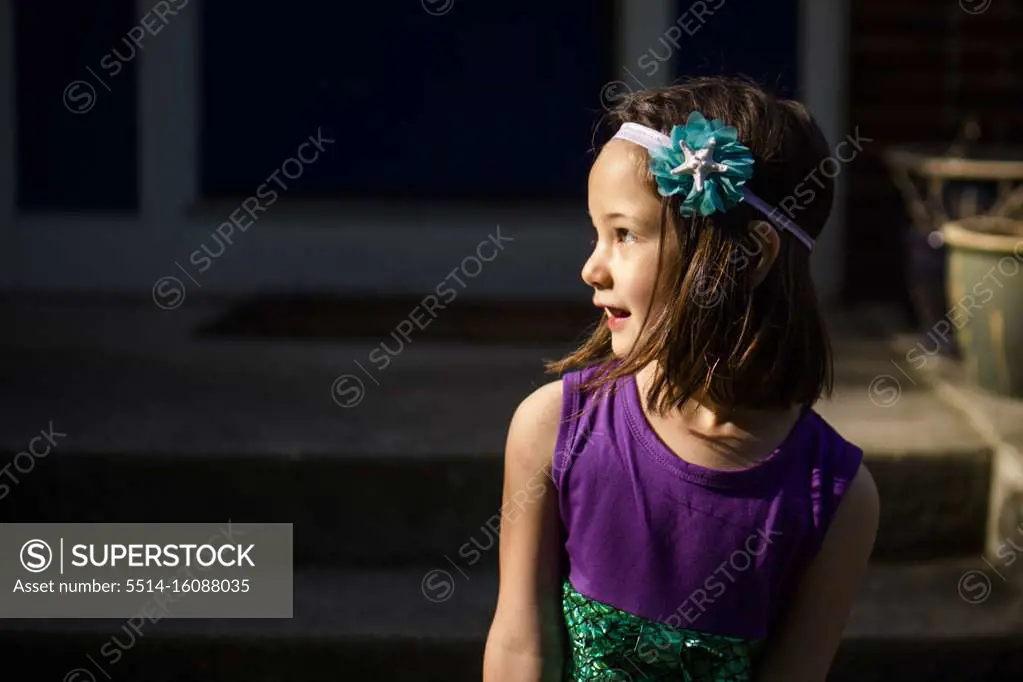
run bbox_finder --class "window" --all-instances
[15,0,138,212]
[669,0,799,97]
[200,1,615,202]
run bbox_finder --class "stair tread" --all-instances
[4,560,1022,641]
[0,322,987,461]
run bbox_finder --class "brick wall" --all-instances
[845,0,1023,305]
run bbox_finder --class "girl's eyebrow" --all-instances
[587,210,637,222]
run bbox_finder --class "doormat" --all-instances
[196,295,601,345]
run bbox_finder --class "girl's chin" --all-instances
[610,337,635,357]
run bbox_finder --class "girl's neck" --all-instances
[634,362,803,470]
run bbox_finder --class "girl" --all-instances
[482,77,879,682]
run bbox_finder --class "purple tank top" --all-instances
[552,365,863,640]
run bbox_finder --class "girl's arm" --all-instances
[483,380,566,682]
[755,464,881,682]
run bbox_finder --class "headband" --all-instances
[611,113,815,251]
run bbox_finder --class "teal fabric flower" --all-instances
[648,112,755,217]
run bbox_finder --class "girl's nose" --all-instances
[581,249,611,290]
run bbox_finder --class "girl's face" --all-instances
[583,139,672,357]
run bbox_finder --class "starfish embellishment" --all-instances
[668,136,730,193]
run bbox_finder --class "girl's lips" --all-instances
[606,307,631,331]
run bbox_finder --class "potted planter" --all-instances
[941,215,1023,398]
[904,179,997,356]
[884,120,1023,357]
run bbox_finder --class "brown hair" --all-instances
[546,76,834,415]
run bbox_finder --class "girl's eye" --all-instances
[615,228,637,244]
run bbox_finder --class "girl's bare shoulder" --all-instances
[505,380,564,470]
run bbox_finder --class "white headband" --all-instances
[612,122,815,251]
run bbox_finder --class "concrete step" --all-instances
[0,334,990,565]
[0,444,989,569]
[1,560,1022,682]
[813,345,992,561]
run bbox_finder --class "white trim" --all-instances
[0,0,15,291]
[800,0,847,302]
[11,209,590,298]
[141,0,197,223]
[618,0,675,91]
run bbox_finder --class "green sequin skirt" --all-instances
[561,579,763,682]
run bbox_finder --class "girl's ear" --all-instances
[744,220,781,289]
